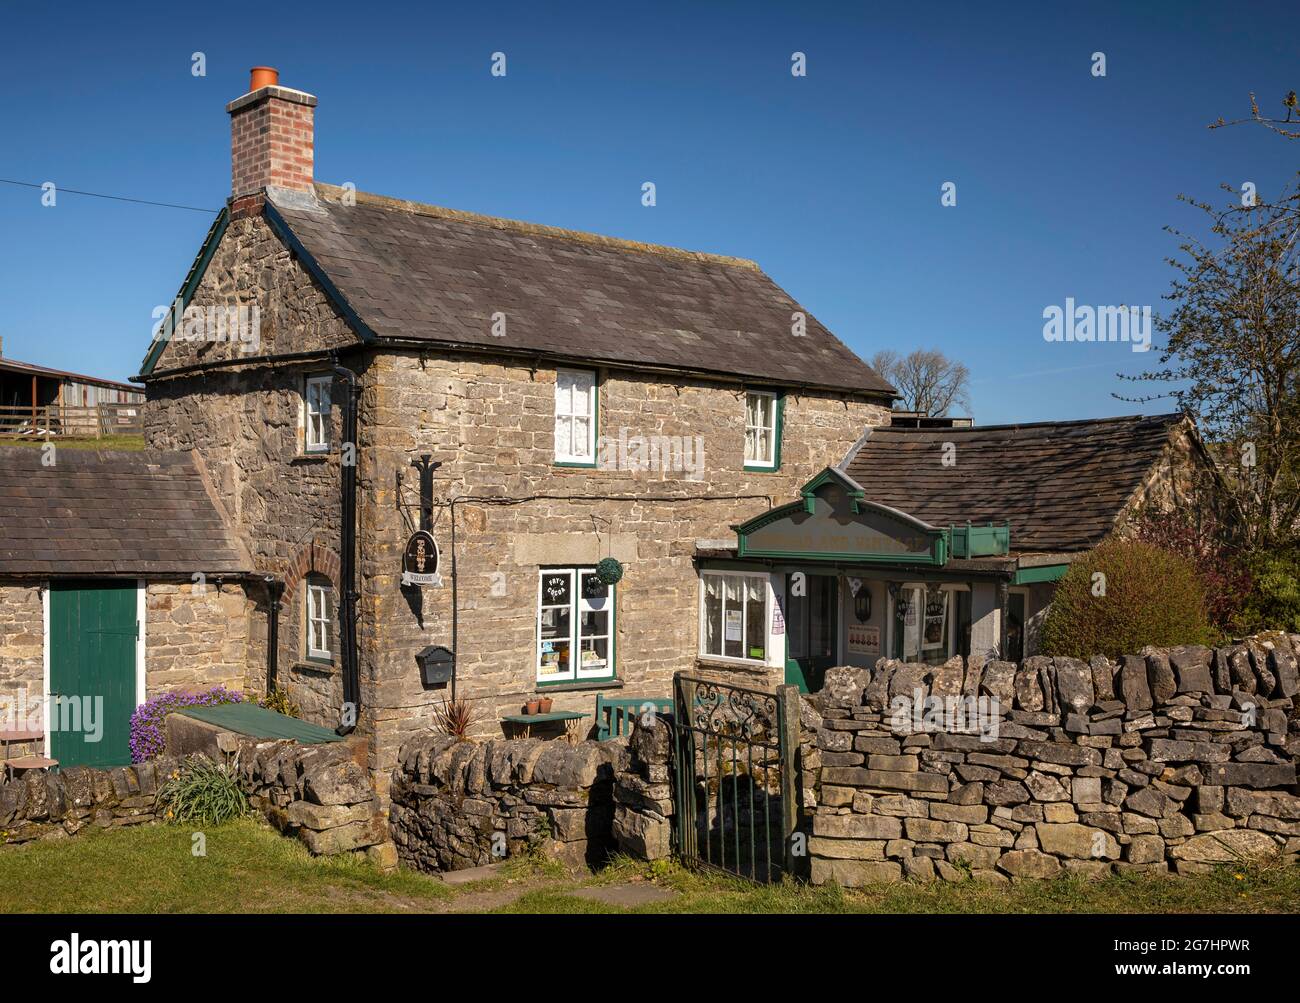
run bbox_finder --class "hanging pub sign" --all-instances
[401,530,442,587]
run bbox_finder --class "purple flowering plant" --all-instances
[128,686,244,762]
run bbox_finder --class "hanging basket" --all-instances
[595,557,624,585]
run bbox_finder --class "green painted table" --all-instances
[500,711,588,741]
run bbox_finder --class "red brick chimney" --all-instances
[226,67,316,212]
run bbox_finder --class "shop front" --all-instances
[697,467,1066,693]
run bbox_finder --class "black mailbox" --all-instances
[416,645,454,687]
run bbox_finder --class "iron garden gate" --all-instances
[667,674,800,883]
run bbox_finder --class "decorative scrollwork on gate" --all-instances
[690,679,779,744]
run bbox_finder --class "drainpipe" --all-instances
[332,361,362,735]
[264,576,284,692]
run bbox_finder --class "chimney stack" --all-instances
[226,67,317,207]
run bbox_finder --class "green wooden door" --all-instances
[783,573,839,693]
[49,581,138,768]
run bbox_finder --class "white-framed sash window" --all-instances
[745,390,778,468]
[699,570,770,663]
[306,578,332,661]
[537,567,615,682]
[304,374,332,453]
[554,369,597,464]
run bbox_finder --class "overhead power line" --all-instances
[0,178,218,213]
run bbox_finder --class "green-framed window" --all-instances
[537,567,616,683]
[744,389,783,471]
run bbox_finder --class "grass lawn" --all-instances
[2,817,1298,914]
[0,435,146,451]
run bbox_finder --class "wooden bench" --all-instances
[595,695,673,741]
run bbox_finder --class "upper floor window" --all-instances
[304,374,332,453]
[537,567,615,683]
[555,368,597,465]
[305,576,333,662]
[744,390,781,470]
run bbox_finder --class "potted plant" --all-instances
[538,696,554,713]
[525,698,542,715]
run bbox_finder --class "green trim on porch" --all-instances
[1013,563,1070,585]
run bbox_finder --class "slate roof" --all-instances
[0,448,249,577]
[265,185,896,396]
[840,413,1189,553]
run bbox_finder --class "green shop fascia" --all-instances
[707,467,1070,693]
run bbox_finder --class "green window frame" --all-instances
[537,567,617,684]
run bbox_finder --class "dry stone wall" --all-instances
[804,634,1300,884]
[1,726,383,859]
[389,733,625,872]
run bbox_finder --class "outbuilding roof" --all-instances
[262,185,896,396]
[840,413,1190,553]
[0,447,250,577]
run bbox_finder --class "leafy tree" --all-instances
[1118,188,1300,548]
[869,348,971,417]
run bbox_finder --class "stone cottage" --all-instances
[0,68,1215,793]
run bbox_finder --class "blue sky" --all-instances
[0,0,1294,422]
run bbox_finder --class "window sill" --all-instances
[535,678,621,693]
[294,659,336,675]
[743,463,780,473]
[696,655,771,673]
[554,460,597,469]
[292,453,330,464]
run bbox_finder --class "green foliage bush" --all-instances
[156,755,248,826]
[1041,538,1214,658]
[1239,548,1300,634]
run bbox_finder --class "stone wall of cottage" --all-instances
[149,214,358,372]
[145,582,260,696]
[145,364,346,726]
[803,633,1300,883]
[359,349,891,794]
[0,584,43,760]
[145,211,361,728]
